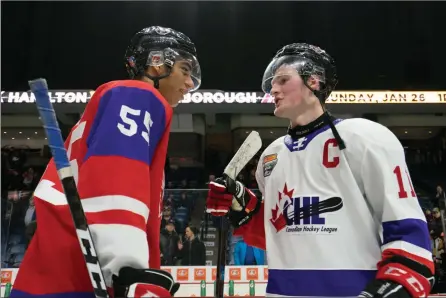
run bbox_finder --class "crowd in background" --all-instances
[1,146,43,268]
[1,135,445,291]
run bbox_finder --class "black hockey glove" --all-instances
[358,279,412,298]
[112,267,180,298]
[223,174,262,228]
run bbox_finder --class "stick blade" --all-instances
[223,131,262,180]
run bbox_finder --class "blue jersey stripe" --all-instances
[382,218,431,251]
[85,86,166,167]
[267,269,376,296]
[10,290,95,298]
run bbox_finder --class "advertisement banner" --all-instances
[1,91,94,104]
[3,267,446,297]
[2,90,446,104]
[0,270,13,284]
[261,91,446,104]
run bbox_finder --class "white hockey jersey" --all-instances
[234,118,433,297]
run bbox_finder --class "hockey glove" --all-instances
[358,279,412,298]
[359,255,434,298]
[112,267,180,298]
[206,175,261,227]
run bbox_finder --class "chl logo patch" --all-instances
[263,153,278,177]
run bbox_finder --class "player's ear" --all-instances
[146,65,165,77]
[307,75,321,91]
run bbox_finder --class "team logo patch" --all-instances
[263,154,278,177]
[270,184,343,234]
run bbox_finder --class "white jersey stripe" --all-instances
[382,240,433,262]
[35,179,149,222]
[82,195,149,222]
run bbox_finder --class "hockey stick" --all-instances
[29,78,109,298]
[214,131,262,298]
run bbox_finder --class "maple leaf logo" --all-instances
[270,184,294,232]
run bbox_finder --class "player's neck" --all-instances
[290,105,324,128]
[139,76,155,87]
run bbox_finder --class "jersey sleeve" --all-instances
[233,152,266,250]
[77,85,168,286]
[360,125,434,294]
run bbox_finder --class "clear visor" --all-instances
[169,48,202,92]
[261,55,325,94]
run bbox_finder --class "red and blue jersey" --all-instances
[11,80,172,298]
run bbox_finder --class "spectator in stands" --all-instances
[160,208,173,231]
[160,220,180,266]
[24,197,36,228]
[164,194,174,208]
[167,181,174,189]
[430,207,444,238]
[434,234,445,264]
[178,226,206,265]
[7,147,26,172]
[234,239,265,266]
[22,167,35,190]
[436,185,445,204]
[425,209,434,224]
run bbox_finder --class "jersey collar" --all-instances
[287,111,337,139]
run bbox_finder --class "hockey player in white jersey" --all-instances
[206,43,434,297]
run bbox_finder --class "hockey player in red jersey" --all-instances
[11,26,201,298]
[207,43,434,297]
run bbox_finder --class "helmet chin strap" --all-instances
[143,64,173,89]
[144,71,171,89]
[302,76,346,150]
[143,67,183,107]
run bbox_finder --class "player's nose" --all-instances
[184,76,194,91]
[271,84,280,97]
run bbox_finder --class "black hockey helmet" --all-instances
[262,43,345,149]
[124,26,201,91]
[261,43,338,103]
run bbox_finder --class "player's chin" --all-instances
[171,96,183,107]
[273,105,288,118]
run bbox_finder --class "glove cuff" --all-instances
[113,267,179,297]
[376,263,431,297]
[126,283,173,298]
